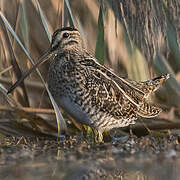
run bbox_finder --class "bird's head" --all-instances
[50,27,84,53]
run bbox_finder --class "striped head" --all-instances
[50,27,83,53]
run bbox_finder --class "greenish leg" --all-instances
[93,129,103,143]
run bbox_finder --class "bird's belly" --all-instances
[54,95,93,126]
[51,93,138,131]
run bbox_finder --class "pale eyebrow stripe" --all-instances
[67,31,80,36]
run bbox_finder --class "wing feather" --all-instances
[79,54,166,118]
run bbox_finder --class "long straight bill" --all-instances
[7,51,54,94]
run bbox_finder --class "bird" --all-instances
[47,27,169,141]
[8,27,169,142]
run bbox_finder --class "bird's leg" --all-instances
[129,125,133,137]
[81,125,87,136]
[79,125,94,142]
[98,131,104,142]
[129,125,137,139]
[102,130,111,142]
[92,129,103,143]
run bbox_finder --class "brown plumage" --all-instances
[47,27,169,140]
[8,27,169,141]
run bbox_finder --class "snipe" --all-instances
[8,27,170,142]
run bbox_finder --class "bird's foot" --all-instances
[93,129,104,143]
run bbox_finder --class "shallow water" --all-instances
[0,135,180,180]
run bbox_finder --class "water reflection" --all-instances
[0,136,180,180]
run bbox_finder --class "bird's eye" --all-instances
[63,32,69,38]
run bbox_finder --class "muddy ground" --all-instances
[0,133,180,180]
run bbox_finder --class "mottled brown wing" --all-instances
[80,56,163,118]
[80,56,145,106]
[81,55,169,102]
[81,65,138,120]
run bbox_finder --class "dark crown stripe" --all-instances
[52,27,78,38]
[60,27,78,32]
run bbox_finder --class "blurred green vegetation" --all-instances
[0,0,179,137]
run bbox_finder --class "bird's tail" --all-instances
[145,74,170,94]
[137,102,162,118]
